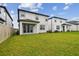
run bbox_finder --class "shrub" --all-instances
[16,30,19,35]
[47,30,52,33]
[54,30,59,32]
[67,30,70,32]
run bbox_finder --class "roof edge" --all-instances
[18,9,49,17]
[48,16,67,20]
[0,6,13,21]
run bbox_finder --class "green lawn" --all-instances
[0,32,79,56]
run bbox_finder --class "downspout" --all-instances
[51,19,52,32]
[76,25,78,31]
[18,9,20,34]
[5,11,7,25]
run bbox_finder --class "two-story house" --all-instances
[48,16,68,32]
[0,6,13,26]
[18,9,49,35]
[48,16,79,32]
[0,6,13,43]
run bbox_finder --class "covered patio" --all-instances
[19,19,40,34]
[62,23,71,32]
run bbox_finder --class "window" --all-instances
[46,19,48,21]
[36,16,39,20]
[56,25,60,30]
[21,14,25,17]
[12,24,13,27]
[66,26,68,28]
[60,21,62,23]
[55,20,56,22]
[40,25,45,30]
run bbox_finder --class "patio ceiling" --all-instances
[18,19,40,23]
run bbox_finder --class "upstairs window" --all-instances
[46,19,48,21]
[40,25,45,30]
[55,20,56,22]
[21,14,25,17]
[12,24,13,27]
[36,16,39,20]
[60,21,62,23]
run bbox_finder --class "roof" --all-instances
[0,6,13,21]
[18,19,40,23]
[18,9,49,17]
[62,23,71,26]
[67,21,79,25]
[49,16,67,20]
[0,18,6,22]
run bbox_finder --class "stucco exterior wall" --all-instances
[70,24,79,31]
[48,18,67,32]
[19,10,48,34]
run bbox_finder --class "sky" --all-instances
[0,3,79,28]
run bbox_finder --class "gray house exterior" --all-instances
[18,9,49,35]
[48,16,79,32]
[0,6,13,43]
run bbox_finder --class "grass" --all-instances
[0,32,79,56]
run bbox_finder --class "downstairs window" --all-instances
[40,25,45,30]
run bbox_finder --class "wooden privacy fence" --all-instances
[0,24,13,43]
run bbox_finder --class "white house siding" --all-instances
[77,25,79,31]
[48,20,51,31]
[18,9,48,35]
[48,17,67,32]
[0,8,6,20]
[19,22,23,34]
[0,7,12,27]
[37,16,48,33]
[70,24,79,31]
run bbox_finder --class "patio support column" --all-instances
[20,22,23,35]
[65,25,67,32]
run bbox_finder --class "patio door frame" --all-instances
[22,23,34,33]
[27,24,33,33]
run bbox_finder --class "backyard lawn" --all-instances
[0,32,79,56]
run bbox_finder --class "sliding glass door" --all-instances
[27,24,33,33]
[23,24,34,33]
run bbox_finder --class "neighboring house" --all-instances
[48,16,67,32]
[0,6,13,43]
[0,6,13,27]
[66,21,79,31]
[48,16,79,32]
[18,9,49,35]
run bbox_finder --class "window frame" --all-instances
[36,16,39,20]
[55,20,56,22]
[40,25,45,30]
[21,13,25,17]
[60,21,62,23]
[45,19,48,21]
[56,25,60,30]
